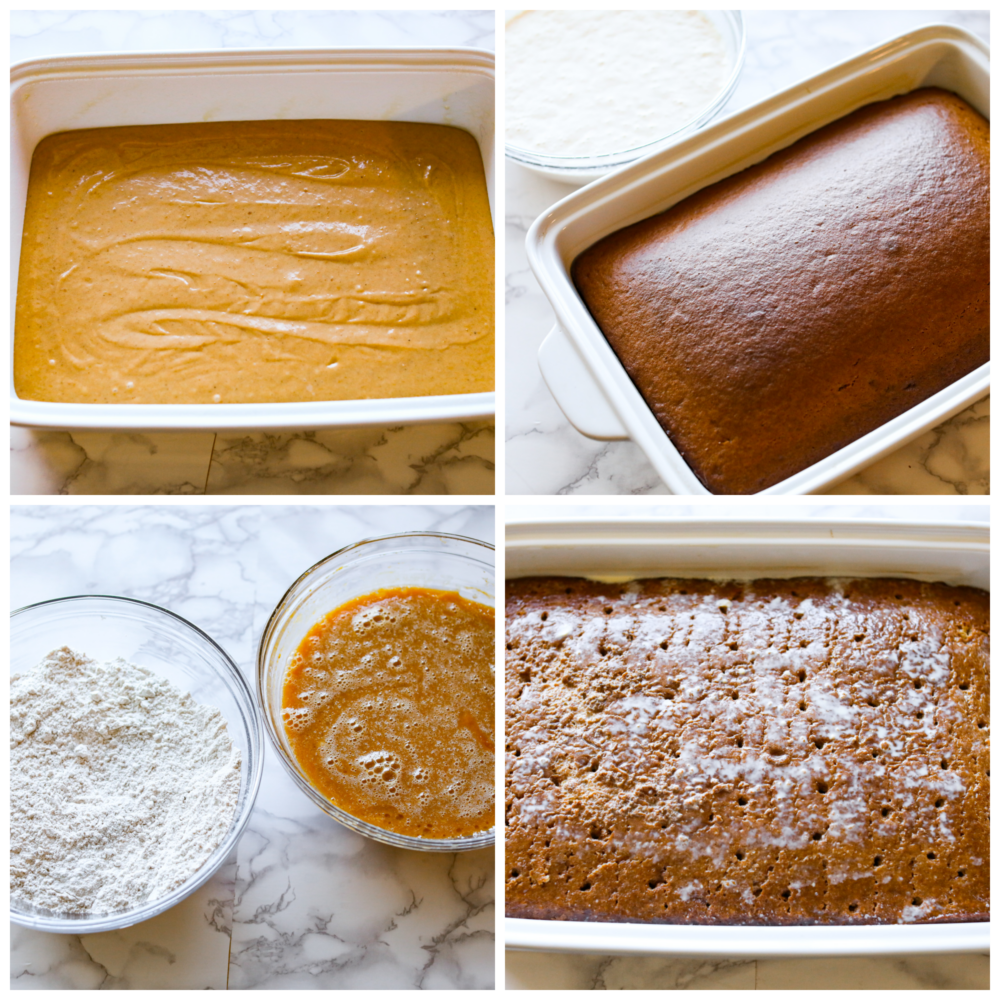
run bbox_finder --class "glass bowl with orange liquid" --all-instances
[257,532,495,852]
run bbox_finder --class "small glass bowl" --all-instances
[10,595,264,934]
[257,531,496,852]
[505,9,746,184]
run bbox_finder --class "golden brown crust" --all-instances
[572,89,990,494]
[505,576,989,925]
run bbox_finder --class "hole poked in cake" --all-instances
[506,575,987,926]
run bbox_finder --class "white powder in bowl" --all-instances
[10,647,241,915]
[506,10,731,158]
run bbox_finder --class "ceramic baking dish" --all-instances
[505,516,990,956]
[527,26,989,494]
[10,47,494,431]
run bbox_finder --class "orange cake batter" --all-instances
[14,119,494,404]
[282,587,495,839]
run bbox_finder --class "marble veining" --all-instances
[206,425,496,496]
[505,9,990,496]
[505,951,991,991]
[506,952,757,990]
[228,814,493,989]
[10,9,495,497]
[10,504,495,990]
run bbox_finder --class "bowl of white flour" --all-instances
[10,595,264,933]
[505,10,745,183]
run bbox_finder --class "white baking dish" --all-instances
[10,48,494,431]
[505,516,990,956]
[527,26,989,494]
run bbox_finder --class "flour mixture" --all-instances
[10,647,241,915]
[506,10,731,158]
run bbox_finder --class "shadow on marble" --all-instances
[505,950,990,990]
[205,424,495,495]
[755,954,989,991]
[10,428,215,495]
[506,951,755,990]
[11,423,495,496]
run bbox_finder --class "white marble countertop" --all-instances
[10,10,495,496]
[11,504,495,989]
[505,10,990,496]
[503,503,988,990]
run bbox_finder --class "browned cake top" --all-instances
[506,577,989,925]
[571,88,990,494]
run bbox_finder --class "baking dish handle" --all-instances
[538,325,630,441]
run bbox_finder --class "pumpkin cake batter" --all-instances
[14,119,494,404]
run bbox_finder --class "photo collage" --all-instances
[9,9,990,993]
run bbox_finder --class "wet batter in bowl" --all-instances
[282,587,494,839]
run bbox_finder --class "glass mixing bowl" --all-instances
[257,531,495,852]
[10,595,264,933]
[505,9,746,184]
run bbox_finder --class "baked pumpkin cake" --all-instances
[571,88,990,494]
[505,576,989,925]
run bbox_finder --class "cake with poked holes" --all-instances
[505,577,989,924]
